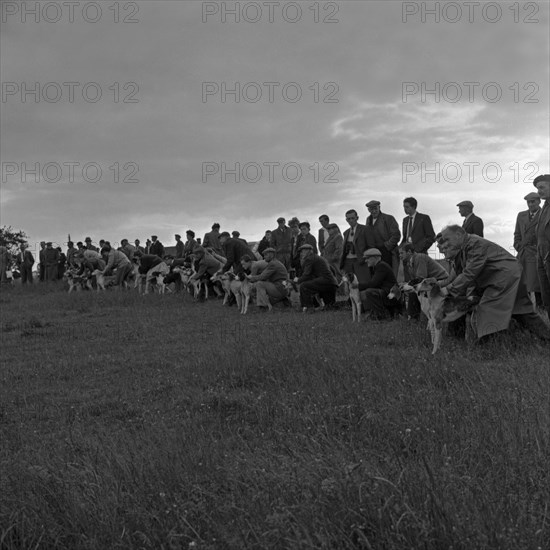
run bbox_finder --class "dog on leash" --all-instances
[342,272,362,321]
[413,278,479,354]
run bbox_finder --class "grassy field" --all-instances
[1,284,549,550]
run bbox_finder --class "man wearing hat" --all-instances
[84,237,99,252]
[457,201,484,237]
[247,248,289,310]
[174,234,184,259]
[295,244,339,312]
[203,223,223,255]
[365,200,401,276]
[514,191,543,307]
[358,248,398,320]
[270,217,293,270]
[534,174,550,315]
[219,232,256,276]
[292,222,318,277]
[182,230,198,260]
[149,235,165,258]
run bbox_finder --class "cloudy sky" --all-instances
[1,0,549,254]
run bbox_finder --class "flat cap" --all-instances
[457,200,474,208]
[262,247,276,254]
[151,235,158,239]
[175,234,181,239]
[277,217,285,223]
[524,192,541,201]
[365,200,381,208]
[298,244,314,252]
[85,237,92,241]
[363,248,382,257]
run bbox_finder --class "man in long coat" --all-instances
[270,217,293,270]
[514,192,542,306]
[438,225,548,341]
[534,174,550,316]
[365,200,401,276]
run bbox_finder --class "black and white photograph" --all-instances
[1,1,549,548]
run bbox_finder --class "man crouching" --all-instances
[438,225,549,342]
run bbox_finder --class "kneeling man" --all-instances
[247,248,289,309]
[295,244,339,312]
[358,248,398,319]
[438,225,548,340]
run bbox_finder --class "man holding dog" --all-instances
[358,248,398,320]
[438,225,548,341]
[103,245,133,289]
[296,244,339,312]
[246,248,289,309]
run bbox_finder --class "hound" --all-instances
[342,272,362,321]
[91,269,116,291]
[64,270,92,293]
[413,278,479,354]
[238,273,253,314]
[211,272,242,308]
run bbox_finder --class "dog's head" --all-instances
[414,277,440,298]
[387,284,402,301]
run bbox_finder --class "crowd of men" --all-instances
[2,174,549,343]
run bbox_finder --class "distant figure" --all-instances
[84,237,99,252]
[134,239,145,254]
[183,230,198,259]
[44,242,60,281]
[16,244,34,284]
[56,247,67,279]
[66,241,77,268]
[514,192,542,307]
[457,200,484,237]
[175,234,184,259]
[39,241,46,281]
[0,241,9,283]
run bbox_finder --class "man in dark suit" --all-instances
[149,235,165,258]
[365,200,401,276]
[400,197,436,282]
[219,232,255,275]
[358,248,398,320]
[175,234,184,259]
[270,217,293,270]
[295,244,339,312]
[340,209,369,275]
[514,192,542,307]
[457,200,484,237]
[534,174,550,316]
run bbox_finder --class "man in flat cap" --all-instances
[270,217,293,270]
[203,223,223,255]
[358,248,398,320]
[295,244,339,312]
[149,235,165,259]
[365,200,401,276]
[247,248,290,310]
[534,174,550,316]
[514,192,543,308]
[457,201,484,237]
